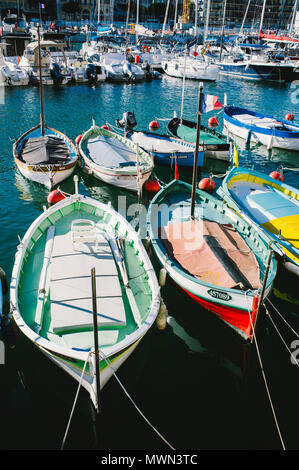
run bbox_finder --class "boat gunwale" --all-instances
[223,106,299,139]
[78,124,154,175]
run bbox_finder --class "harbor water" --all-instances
[0,74,299,452]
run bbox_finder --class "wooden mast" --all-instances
[37,25,45,136]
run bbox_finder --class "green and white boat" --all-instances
[78,119,154,193]
[10,178,160,409]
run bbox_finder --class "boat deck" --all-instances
[131,132,193,154]
[49,222,126,335]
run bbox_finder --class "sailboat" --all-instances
[13,27,78,189]
[147,84,277,340]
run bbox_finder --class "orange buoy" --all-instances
[101,124,111,131]
[47,189,66,205]
[75,135,82,145]
[208,116,218,128]
[198,176,215,193]
[285,113,294,121]
[135,54,140,64]
[144,179,161,193]
[269,169,284,182]
[149,120,159,131]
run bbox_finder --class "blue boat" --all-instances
[218,162,299,276]
[223,106,299,151]
[127,130,204,168]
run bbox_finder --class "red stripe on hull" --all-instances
[180,286,255,339]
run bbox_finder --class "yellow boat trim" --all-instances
[228,174,299,202]
[262,214,299,263]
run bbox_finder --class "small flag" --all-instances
[200,94,222,114]
[39,3,46,8]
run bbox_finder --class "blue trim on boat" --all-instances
[223,106,299,139]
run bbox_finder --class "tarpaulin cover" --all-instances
[160,219,260,290]
[21,135,71,164]
[86,135,140,168]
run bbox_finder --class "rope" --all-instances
[99,349,176,450]
[60,352,91,450]
[244,291,286,450]
[281,166,299,172]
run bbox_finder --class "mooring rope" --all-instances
[99,349,176,450]
[60,352,91,450]
[244,291,286,450]
[265,298,299,340]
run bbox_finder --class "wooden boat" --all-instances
[13,27,78,189]
[78,119,154,193]
[168,117,230,162]
[127,130,204,168]
[218,164,299,276]
[10,178,161,410]
[13,125,78,189]
[223,105,299,151]
[146,179,277,340]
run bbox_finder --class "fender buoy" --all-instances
[208,116,218,128]
[251,292,259,317]
[149,120,159,130]
[285,113,294,121]
[144,179,161,193]
[135,55,140,64]
[75,135,82,145]
[198,176,215,193]
[269,169,284,182]
[101,124,111,131]
[47,189,66,205]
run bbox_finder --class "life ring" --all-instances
[142,45,150,53]
[0,268,8,296]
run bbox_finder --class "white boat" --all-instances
[99,53,145,82]
[18,40,73,85]
[78,119,154,192]
[162,54,220,81]
[10,179,161,413]
[223,105,299,151]
[0,43,29,86]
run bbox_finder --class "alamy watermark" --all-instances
[290,80,299,105]
[290,340,299,366]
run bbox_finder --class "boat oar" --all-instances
[90,267,101,415]
[34,225,55,333]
